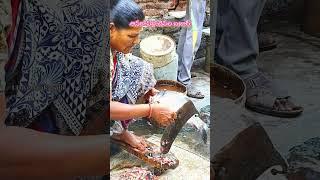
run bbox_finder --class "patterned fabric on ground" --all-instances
[5,0,109,135]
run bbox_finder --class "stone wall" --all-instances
[135,0,188,16]
[131,15,210,61]
[132,0,211,61]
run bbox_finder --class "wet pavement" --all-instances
[256,26,320,155]
[212,22,320,179]
[111,65,211,179]
[129,66,211,158]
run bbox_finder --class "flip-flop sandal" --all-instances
[244,73,303,118]
[187,88,205,99]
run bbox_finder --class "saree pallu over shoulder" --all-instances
[5,0,109,135]
[111,52,156,104]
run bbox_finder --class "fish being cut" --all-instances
[111,138,179,170]
[150,90,200,154]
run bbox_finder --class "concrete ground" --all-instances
[212,22,320,179]
[256,24,320,155]
[110,51,211,179]
[128,66,211,156]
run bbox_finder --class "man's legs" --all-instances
[177,0,206,99]
[216,0,266,78]
[215,0,303,117]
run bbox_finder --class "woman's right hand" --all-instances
[150,104,176,127]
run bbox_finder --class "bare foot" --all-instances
[112,130,147,152]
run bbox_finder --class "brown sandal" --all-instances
[244,72,303,118]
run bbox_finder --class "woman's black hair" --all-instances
[110,0,145,29]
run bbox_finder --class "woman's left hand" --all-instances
[144,88,159,102]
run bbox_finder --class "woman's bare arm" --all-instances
[0,94,109,177]
[110,101,150,120]
[110,100,175,127]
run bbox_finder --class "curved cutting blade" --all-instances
[160,100,199,154]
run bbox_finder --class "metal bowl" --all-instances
[154,80,187,95]
[211,63,246,104]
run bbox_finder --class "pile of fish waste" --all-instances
[286,137,320,179]
[110,135,210,180]
[111,166,158,180]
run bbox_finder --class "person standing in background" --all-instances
[215,0,303,117]
[177,0,207,99]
